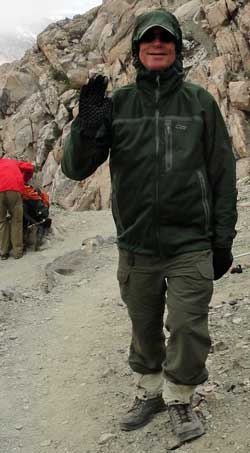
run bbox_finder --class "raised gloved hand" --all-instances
[213,248,233,280]
[78,75,111,137]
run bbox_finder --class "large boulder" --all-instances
[229,109,250,159]
[229,81,250,112]
[0,69,38,114]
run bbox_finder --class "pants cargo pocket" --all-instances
[167,251,214,315]
[117,268,130,303]
[196,258,214,281]
[191,257,214,312]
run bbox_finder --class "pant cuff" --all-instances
[164,380,196,404]
[135,371,164,400]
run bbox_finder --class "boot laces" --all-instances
[170,404,193,425]
[128,397,145,413]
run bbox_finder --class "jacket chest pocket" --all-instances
[164,119,173,172]
[161,116,203,172]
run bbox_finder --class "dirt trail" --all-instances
[1,179,250,453]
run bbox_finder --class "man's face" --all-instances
[139,26,176,71]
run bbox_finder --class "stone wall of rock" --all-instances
[0,0,249,211]
[187,0,250,163]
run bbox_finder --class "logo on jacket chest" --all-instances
[175,123,187,131]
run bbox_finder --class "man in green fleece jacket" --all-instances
[62,9,237,444]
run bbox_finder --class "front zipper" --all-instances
[197,170,210,232]
[164,119,173,171]
[155,75,161,253]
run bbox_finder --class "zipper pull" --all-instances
[165,119,171,134]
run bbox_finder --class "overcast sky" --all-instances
[1,0,102,31]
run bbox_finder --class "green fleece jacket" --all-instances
[62,9,237,257]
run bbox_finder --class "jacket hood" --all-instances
[132,9,182,69]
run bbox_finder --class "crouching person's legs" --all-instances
[0,192,10,258]
[117,249,167,431]
[163,250,213,443]
[7,191,23,258]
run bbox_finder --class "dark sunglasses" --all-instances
[140,28,175,44]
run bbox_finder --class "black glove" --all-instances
[78,75,111,137]
[213,248,233,280]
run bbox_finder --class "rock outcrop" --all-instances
[0,0,250,210]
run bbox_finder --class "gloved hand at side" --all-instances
[78,75,111,138]
[213,248,233,280]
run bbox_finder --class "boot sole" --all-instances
[120,404,167,431]
[177,425,205,443]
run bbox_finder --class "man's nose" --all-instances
[152,38,164,46]
[152,36,163,43]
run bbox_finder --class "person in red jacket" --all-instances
[0,156,34,260]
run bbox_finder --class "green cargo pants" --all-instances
[117,248,214,387]
[0,191,23,256]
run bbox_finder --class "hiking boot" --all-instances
[120,396,166,431]
[168,403,204,443]
[13,252,23,259]
[1,254,9,260]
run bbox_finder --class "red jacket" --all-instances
[0,158,34,193]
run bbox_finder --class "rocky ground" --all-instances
[1,177,250,453]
